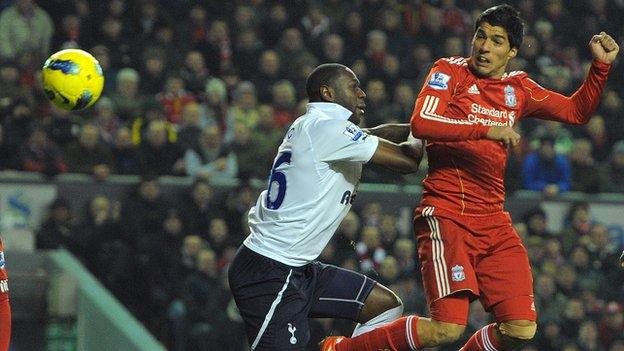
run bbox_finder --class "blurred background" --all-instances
[0,0,623,350]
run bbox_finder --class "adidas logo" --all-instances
[468,84,480,94]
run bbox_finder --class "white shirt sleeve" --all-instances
[310,119,379,163]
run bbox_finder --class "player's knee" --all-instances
[373,284,403,310]
[499,320,537,341]
[430,321,465,345]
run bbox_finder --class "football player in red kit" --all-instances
[322,4,619,351]
[0,239,10,351]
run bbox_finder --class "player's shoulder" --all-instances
[503,70,529,81]
[437,56,469,67]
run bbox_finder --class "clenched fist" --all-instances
[590,32,619,64]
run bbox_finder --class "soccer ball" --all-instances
[42,49,104,111]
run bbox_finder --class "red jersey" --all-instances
[411,57,611,216]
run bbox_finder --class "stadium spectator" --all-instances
[0,0,53,62]
[251,50,283,103]
[180,179,222,238]
[111,127,139,175]
[176,102,206,152]
[600,301,624,350]
[184,125,237,181]
[203,77,228,129]
[35,197,78,252]
[523,135,571,197]
[136,120,185,176]
[569,138,605,193]
[181,249,230,350]
[179,50,211,96]
[109,68,144,122]
[92,97,121,146]
[64,124,114,180]
[224,81,258,142]
[20,126,67,176]
[355,226,386,275]
[156,75,196,125]
[139,49,168,96]
[270,80,298,128]
[602,140,624,193]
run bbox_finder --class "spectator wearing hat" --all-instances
[204,78,228,130]
[523,135,571,198]
[602,140,624,193]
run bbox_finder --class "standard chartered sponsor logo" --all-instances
[468,114,509,126]
[471,103,508,119]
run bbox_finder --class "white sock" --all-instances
[351,304,403,337]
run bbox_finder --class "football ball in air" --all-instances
[42,49,104,111]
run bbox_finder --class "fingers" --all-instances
[592,32,619,52]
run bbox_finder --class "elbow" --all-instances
[398,159,421,174]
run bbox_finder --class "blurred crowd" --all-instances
[0,0,622,349]
[0,0,623,191]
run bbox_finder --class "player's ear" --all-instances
[320,85,334,102]
[508,47,518,59]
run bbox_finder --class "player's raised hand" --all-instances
[485,126,520,147]
[589,32,619,64]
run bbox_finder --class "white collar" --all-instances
[306,102,353,120]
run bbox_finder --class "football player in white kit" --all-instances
[228,63,423,350]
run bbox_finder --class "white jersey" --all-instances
[244,102,380,266]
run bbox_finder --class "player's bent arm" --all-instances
[522,60,611,125]
[368,137,423,174]
[362,124,411,144]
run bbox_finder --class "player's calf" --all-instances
[420,319,466,346]
[497,320,537,349]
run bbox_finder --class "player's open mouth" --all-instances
[357,105,365,114]
[476,55,490,66]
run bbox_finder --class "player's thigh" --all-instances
[308,263,376,321]
[414,213,478,316]
[475,228,536,322]
[228,246,310,350]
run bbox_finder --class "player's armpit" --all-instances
[522,60,610,124]
[368,138,422,174]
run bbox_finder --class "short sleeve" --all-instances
[310,119,379,163]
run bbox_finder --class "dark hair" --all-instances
[475,4,525,49]
[306,63,348,102]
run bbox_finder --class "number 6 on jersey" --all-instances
[266,151,292,209]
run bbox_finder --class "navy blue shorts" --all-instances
[228,245,376,350]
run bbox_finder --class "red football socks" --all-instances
[336,316,421,351]
[460,323,500,351]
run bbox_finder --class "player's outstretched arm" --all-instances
[523,32,618,124]
[368,136,423,174]
[362,123,411,144]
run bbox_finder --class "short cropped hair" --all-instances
[475,4,525,49]
[306,63,348,102]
